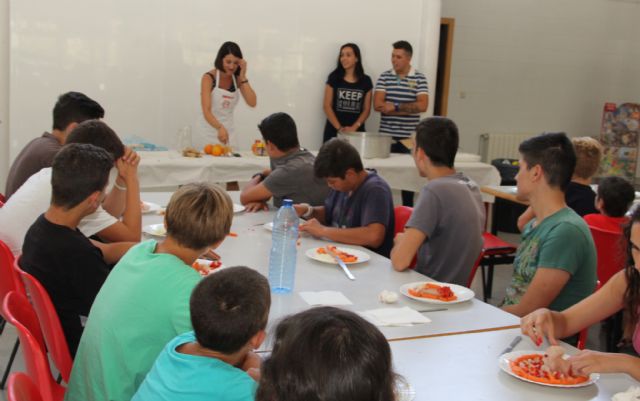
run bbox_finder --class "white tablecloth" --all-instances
[137,151,501,200]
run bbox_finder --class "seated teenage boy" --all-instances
[240,112,328,212]
[584,176,635,233]
[132,266,270,401]
[501,132,597,318]
[0,120,141,255]
[5,91,104,199]
[295,138,394,257]
[19,144,135,356]
[65,183,234,401]
[390,117,484,286]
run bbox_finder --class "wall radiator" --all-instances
[478,133,534,163]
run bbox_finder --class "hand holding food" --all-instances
[509,348,589,385]
[520,308,559,347]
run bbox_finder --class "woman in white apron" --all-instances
[196,41,257,151]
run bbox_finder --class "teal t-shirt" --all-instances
[502,207,597,311]
[132,331,257,401]
[65,240,201,401]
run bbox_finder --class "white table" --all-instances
[137,151,500,201]
[141,192,518,345]
[391,328,637,400]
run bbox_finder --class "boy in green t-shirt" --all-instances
[65,183,234,401]
[501,132,597,317]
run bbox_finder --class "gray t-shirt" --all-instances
[5,132,61,199]
[406,173,485,286]
[263,148,329,207]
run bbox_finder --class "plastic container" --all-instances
[268,199,299,293]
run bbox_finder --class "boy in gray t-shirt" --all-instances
[391,117,484,286]
[406,174,484,285]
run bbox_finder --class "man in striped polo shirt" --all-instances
[374,40,429,205]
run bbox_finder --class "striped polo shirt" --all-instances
[375,67,429,137]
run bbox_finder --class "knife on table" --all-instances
[499,335,522,356]
[325,246,355,281]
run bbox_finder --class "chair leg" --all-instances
[606,311,624,353]
[480,265,488,302]
[486,265,495,299]
[0,338,19,389]
[0,316,5,335]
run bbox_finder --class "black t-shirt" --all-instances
[323,72,373,142]
[20,214,110,356]
[566,181,598,216]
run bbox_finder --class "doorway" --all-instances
[434,18,454,116]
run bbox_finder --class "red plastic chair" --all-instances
[589,226,626,286]
[0,192,5,207]
[576,280,602,350]
[1,240,25,389]
[480,232,517,301]
[393,206,417,269]
[15,262,73,384]
[7,372,44,401]
[1,292,64,401]
[466,251,485,289]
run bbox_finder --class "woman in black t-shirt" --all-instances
[322,43,373,143]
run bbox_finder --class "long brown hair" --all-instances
[623,206,640,336]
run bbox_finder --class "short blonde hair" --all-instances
[165,183,233,250]
[571,137,603,180]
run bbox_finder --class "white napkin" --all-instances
[298,291,353,306]
[612,386,640,401]
[360,306,431,327]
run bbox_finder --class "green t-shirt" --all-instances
[502,207,597,311]
[65,240,201,401]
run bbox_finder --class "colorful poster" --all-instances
[600,102,640,180]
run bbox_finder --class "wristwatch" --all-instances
[394,102,400,112]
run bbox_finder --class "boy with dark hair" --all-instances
[391,117,484,286]
[132,266,270,401]
[295,138,394,257]
[584,176,635,233]
[5,91,104,198]
[502,132,597,319]
[241,112,328,211]
[20,144,133,356]
[0,120,141,255]
[66,183,235,401]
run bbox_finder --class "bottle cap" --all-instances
[283,199,293,207]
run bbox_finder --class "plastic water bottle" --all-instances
[268,199,299,293]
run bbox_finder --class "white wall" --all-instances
[7,0,440,164]
[0,0,9,192]
[442,0,640,155]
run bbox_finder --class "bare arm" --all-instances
[237,59,257,107]
[294,204,327,224]
[300,219,386,249]
[390,227,425,271]
[373,90,386,112]
[343,90,373,132]
[323,85,341,130]
[91,240,136,265]
[240,172,274,206]
[381,94,429,116]
[502,267,572,317]
[518,206,535,232]
[200,73,222,129]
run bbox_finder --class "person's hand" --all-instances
[341,125,357,133]
[122,146,140,167]
[569,350,618,376]
[238,59,248,79]
[382,102,396,113]
[241,351,261,381]
[116,155,139,184]
[520,308,558,347]
[201,248,221,261]
[261,168,272,177]
[217,125,229,144]
[299,218,326,237]
[245,201,268,213]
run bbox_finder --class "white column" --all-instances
[418,0,441,118]
[0,0,9,192]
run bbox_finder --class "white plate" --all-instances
[141,201,162,214]
[399,282,475,305]
[143,223,166,237]
[499,350,599,388]
[305,246,370,265]
[233,204,245,213]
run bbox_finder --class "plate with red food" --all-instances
[191,258,226,277]
[399,282,474,304]
[306,245,370,265]
[499,349,599,388]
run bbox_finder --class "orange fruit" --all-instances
[203,144,213,155]
[211,144,224,156]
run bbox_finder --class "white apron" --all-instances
[194,70,240,150]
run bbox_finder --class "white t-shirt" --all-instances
[0,168,117,255]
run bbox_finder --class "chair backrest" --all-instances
[1,292,62,401]
[0,192,5,207]
[15,261,73,383]
[7,372,44,401]
[467,251,485,289]
[393,206,413,237]
[589,226,626,286]
[1,240,26,302]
